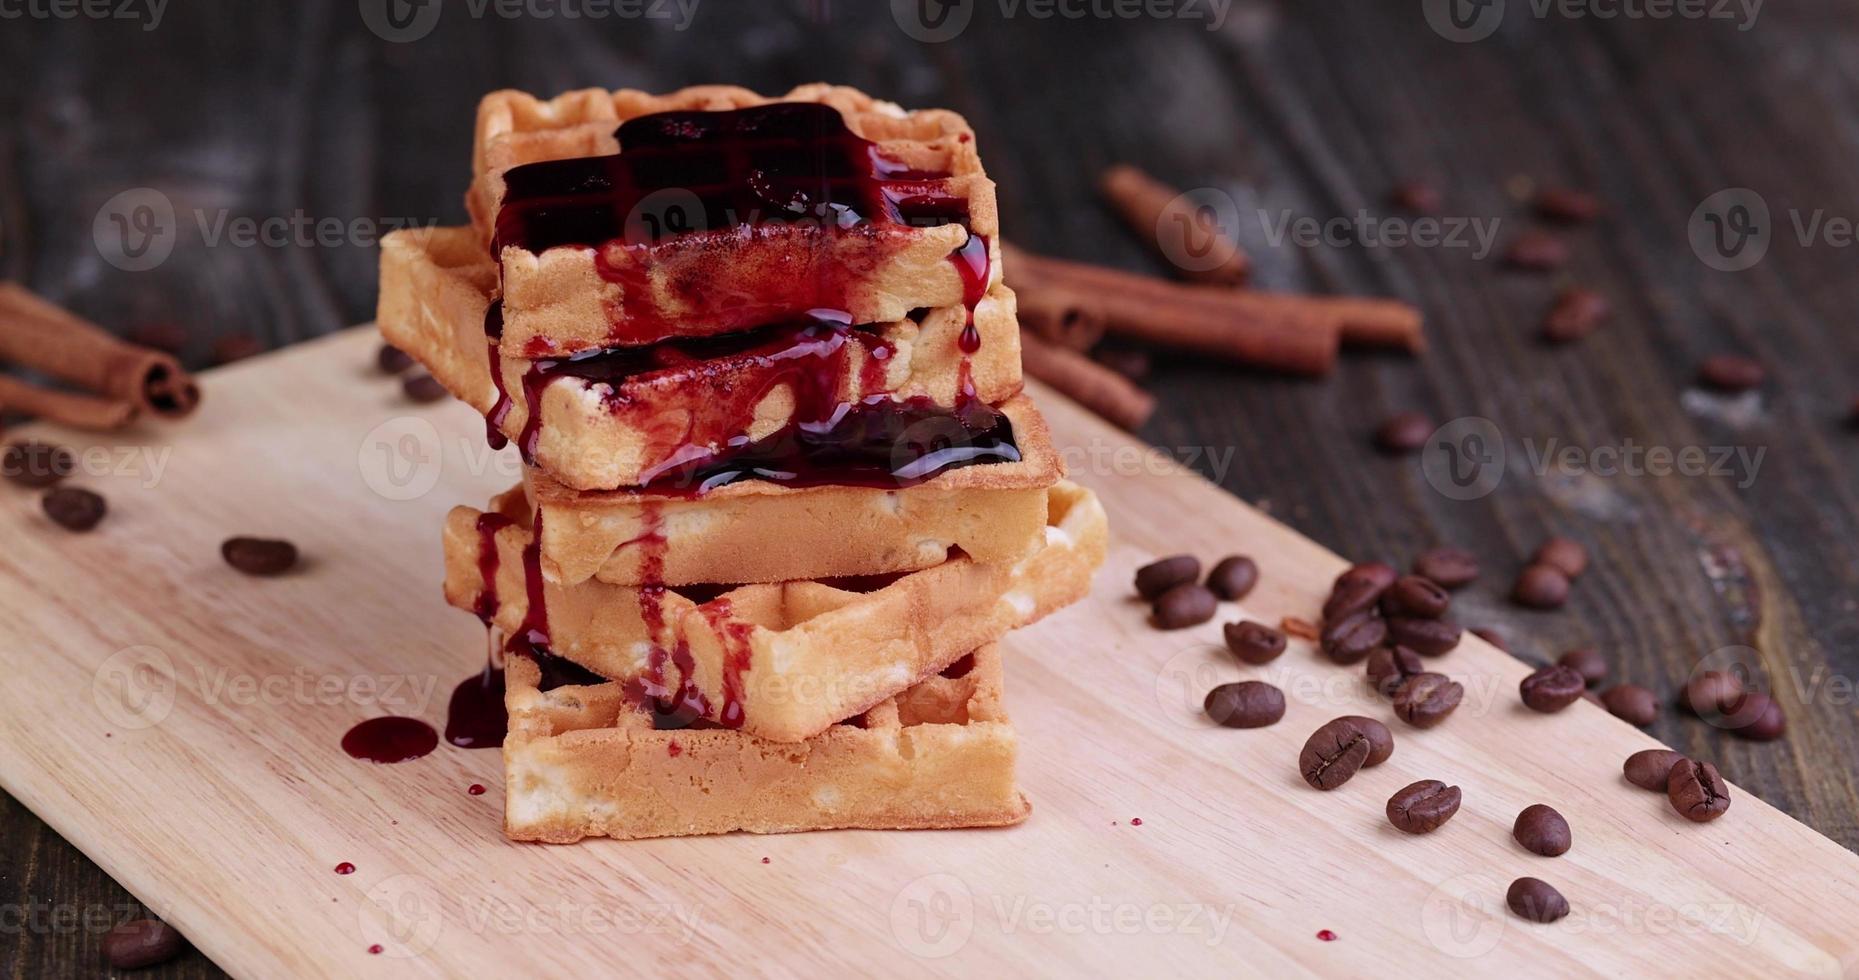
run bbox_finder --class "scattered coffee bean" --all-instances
[1373,412,1435,454]
[1722,691,1787,741]
[1321,612,1388,665]
[1334,562,1399,594]
[1533,186,1603,224]
[402,373,448,403]
[1470,627,1508,652]
[42,486,106,531]
[1393,673,1463,729]
[1532,536,1589,579]
[1135,555,1201,600]
[1600,684,1658,727]
[1520,664,1587,713]
[1679,670,1744,716]
[1698,354,1766,393]
[222,536,299,576]
[1503,230,1569,271]
[1367,645,1425,698]
[1224,620,1287,665]
[1513,804,1572,856]
[1340,715,1395,766]
[1205,555,1259,601]
[1281,616,1320,642]
[1388,179,1441,213]
[1204,681,1287,729]
[1557,648,1607,687]
[1541,287,1609,344]
[1667,758,1731,823]
[1388,616,1463,657]
[1323,578,1388,624]
[1299,718,1372,790]
[1153,583,1218,630]
[377,343,414,374]
[3,440,74,488]
[1384,575,1451,619]
[1512,564,1571,609]
[1507,877,1570,923]
[1624,749,1686,791]
[1412,547,1479,589]
[1387,780,1462,834]
[103,918,185,970]
[127,323,188,355]
[210,332,266,366]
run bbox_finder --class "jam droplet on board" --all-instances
[334,862,355,875]
[341,717,439,764]
[467,783,487,796]
[1317,929,1338,942]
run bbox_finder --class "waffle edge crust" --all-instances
[504,644,1028,843]
[447,482,1108,743]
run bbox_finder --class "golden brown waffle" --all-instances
[504,643,1027,842]
[468,83,1002,356]
[447,482,1107,743]
[517,393,1064,587]
[378,226,1023,492]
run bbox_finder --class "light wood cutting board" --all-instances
[2,327,1856,978]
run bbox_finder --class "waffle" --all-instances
[504,643,1028,842]
[447,482,1107,743]
[468,84,1002,356]
[516,393,1063,587]
[378,226,1024,492]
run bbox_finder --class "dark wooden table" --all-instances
[4,1,1856,975]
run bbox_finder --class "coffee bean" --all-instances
[3,440,74,488]
[1334,562,1399,594]
[1698,354,1766,392]
[1373,412,1435,454]
[1667,758,1731,823]
[1722,691,1786,741]
[1205,555,1259,601]
[1393,673,1463,729]
[1600,684,1658,727]
[222,536,299,576]
[1556,648,1607,687]
[377,343,415,374]
[1135,555,1200,600]
[1503,230,1569,271]
[1386,780,1462,834]
[1321,612,1387,665]
[1387,616,1462,657]
[1367,645,1425,698]
[1470,627,1508,652]
[1532,536,1589,579]
[1520,664,1587,713]
[1513,804,1572,856]
[1340,715,1394,766]
[1534,186,1603,224]
[1204,681,1286,729]
[1411,547,1479,589]
[1541,287,1610,344]
[1679,670,1744,716]
[1224,620,1287,665]
[42,486,105,531]
[1299,718,1372,790]
[127,323,189,355]
[402,373,448,403]
[103,918,185,970]
[1384,575,1451,619]
[1507,877,1570,923]
[1153,583,1217,630]
[1323,578,1388,623]
[1511,564,1571,609]
[210,332,265,366]
[1624,749,1686,791]
[1388,179,1441,213]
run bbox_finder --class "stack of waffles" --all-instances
[376,84,1107,843]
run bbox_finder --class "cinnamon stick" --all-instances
[0,375,140,431]
[1207,289,1425,353]
[0,283,200,418]
[1014,282,1107,352]
[1099,164,1251,286]
[1018,330,1155,432]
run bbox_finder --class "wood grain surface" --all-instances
[1,328,1857,978]
[4,2,1858,977]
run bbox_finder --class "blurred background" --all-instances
[4,0,1859,974]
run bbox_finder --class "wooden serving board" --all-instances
[3,327,1856,978]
